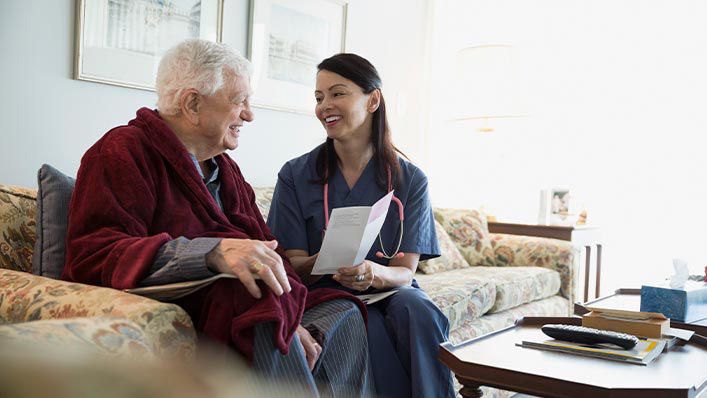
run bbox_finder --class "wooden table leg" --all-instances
[584,246,591,302]
[456,375,484,397]
[595,244,602,299]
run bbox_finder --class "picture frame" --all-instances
[248,0,348,115]
[538,188,576,225]
[74,0,224,91]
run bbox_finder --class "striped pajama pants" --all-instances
[252,299,374,397]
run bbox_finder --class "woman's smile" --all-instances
[324,115,342,126]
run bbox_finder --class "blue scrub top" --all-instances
[267,144,440,290]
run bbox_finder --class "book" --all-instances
[124,273,240,301]
[640,281,707,323]
[517,337,666,365]
[581,307,669,338]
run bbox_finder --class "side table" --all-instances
[575,288,707,328]
[439,316,707,398]
[488,222,602,302]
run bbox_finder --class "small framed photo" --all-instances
[550,189,570,216]
[539,188,576,225]
[248,0,348,114]
[74,0,224,91]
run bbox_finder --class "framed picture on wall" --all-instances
[248,0,347,114]
[74,0,223,91]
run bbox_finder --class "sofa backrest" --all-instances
[253,187,274,222]
[0,184,37,272]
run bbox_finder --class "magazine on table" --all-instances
[517,337,667,365]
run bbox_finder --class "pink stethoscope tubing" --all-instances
[323,166,405,259]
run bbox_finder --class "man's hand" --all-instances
[296,325,322,371]
[206,239,291,299]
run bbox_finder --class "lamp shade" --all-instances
[453,44,521,124]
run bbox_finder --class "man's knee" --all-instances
[334,299,365,324]
[305,299,365,327]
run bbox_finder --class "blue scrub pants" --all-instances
[367,285,455,398]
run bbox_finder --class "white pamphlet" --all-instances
[356,290,398,305]
[312,191,394,275]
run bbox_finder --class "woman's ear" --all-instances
[180,89,201,124]
[367,89,381,113]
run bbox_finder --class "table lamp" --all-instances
[451,44,523,132]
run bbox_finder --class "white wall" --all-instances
[9,0,691,295]
[427,0,707,291]
[0,0,432,189]
[345,0,434,168]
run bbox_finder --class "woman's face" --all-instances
[314,70,374,142]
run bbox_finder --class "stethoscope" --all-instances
[322,165,405,259]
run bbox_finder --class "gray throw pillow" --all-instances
[31,164,75,279]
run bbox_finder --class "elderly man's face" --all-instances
[197,70,253,152]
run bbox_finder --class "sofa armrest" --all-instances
[489,233,576,304]
[0,317,155,357]
[0,269,196,358]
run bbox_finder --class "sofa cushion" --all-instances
[433,208,495,266]
[416,265,561,329]
[31,164,75,279]
[0,184,37,272]
[465,266,561,313]
[253,187,274,221]
[448,295,569,345]
[417,220,470,274]
[415,268,496,331]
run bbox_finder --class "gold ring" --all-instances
[252,262,265,272]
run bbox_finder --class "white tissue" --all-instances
[669,258,690,289]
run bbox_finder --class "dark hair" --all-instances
[314,53,405,189]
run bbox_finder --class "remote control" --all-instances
[541,324,639,350]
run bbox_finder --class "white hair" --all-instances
[156,39,252,115]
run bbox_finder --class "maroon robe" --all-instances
[63,107,364,361]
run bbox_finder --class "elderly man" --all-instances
[62,39,372,397]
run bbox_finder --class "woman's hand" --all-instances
[335,253,421,291]
[296,325,322,371]
[334,260,380,291]
[206,239,292,299]
[284,250,323,285]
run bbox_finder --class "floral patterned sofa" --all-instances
[253,187,576,397]
[0,184,196,358]
[0,179,574,394]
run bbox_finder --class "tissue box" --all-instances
[640,281,707,323]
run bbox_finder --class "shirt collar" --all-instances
[188,153,219,183]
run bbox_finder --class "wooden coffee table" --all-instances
[439,316,707,398]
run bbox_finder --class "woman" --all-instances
[267,53,455,398]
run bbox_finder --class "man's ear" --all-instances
[180,89,201,124]
[367,89,381,113]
